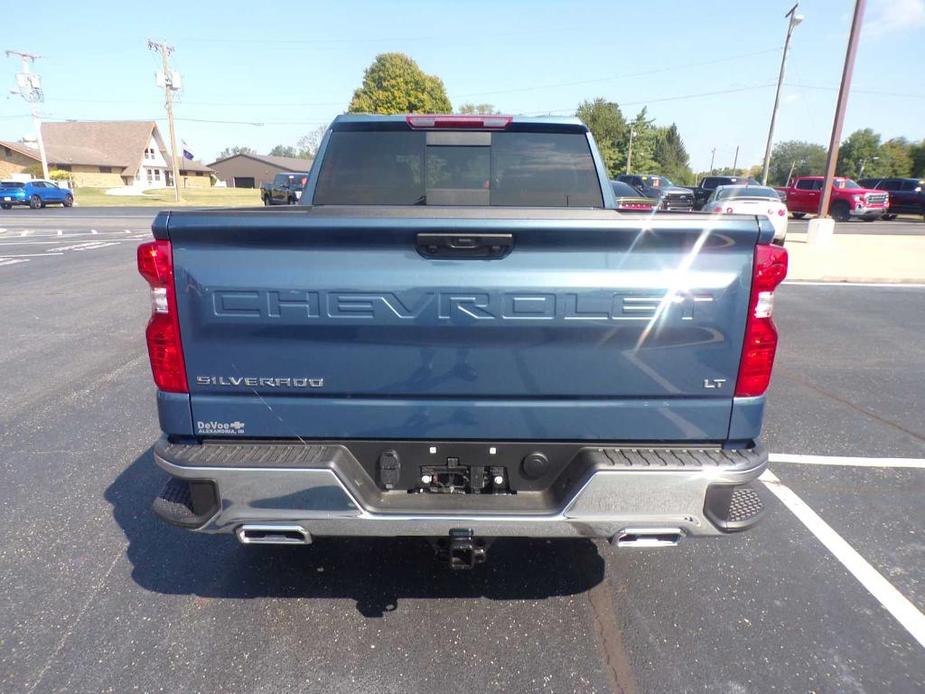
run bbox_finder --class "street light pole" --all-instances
[761,3,803,185]
[626,128,636,174]
[857,156,877,179]
[818,0,866,219]
[786,158,805,186]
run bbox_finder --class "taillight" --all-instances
[405,114,512,129]
[713,206,722,213]
[137,240,188,393]
[735,244,788,397]
[777,208,786,216]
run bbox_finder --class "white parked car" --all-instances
[705,185,788,243]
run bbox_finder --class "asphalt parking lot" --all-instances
[1,209,923,693]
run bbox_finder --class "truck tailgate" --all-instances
[160,209,759,441]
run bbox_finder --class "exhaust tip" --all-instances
[236,524,311,545]
[613,528,684,548]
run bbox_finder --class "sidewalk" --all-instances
[784,233,925,283]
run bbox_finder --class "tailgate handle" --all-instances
[416,233,513,260]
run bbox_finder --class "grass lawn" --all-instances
[74,187,262,207]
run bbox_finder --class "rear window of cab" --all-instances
[313,130,603,207]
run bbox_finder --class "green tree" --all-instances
[878,137,913,178]
[217,145,255,159]
[837,128,883,178]
[767,141,828,185]
[911,140,925,178]
[348,53,452,114]
[576,98,627,177]
[268,145,298,157]
[653,123,692,184]
[626,108,658,174]
[457,103,499,114]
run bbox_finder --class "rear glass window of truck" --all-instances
[313,130,603,207]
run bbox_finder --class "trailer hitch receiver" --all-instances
[435,529,487,569]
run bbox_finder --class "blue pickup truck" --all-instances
[139,114,787,567]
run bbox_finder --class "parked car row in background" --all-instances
[616,174,695,210]
[0,179,74,209]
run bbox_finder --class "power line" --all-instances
[785,82,925,99]
[175,26,595,45]
[451,47,783,99]
[523,82,778,116]
[43,96,347,108]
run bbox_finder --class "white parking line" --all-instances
[761,470,925,648]
[0,241,78,246]
[0,258,29,266]
[52,241,119,252]
[784,281,925,288]
[770,453,925,469]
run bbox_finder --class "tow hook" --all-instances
[434,529,487,569]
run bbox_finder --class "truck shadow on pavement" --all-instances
[106,448,606,617]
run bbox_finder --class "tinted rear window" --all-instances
[313,130,602,207]
[1,181,25,188]
[716,186,780,200]
[611,180,641,197]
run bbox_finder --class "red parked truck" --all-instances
[777,176,889,222]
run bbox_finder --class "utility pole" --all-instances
[818,0,866,219]
[5,49,49,179]
[761,3,804,185]
[732,145,739,174]
[625,128,636,174]
[147,39,181,202]
[709,148,716,174]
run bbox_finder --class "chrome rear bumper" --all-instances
[152,438,768,540]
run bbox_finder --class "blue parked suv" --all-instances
[0,179,74,209]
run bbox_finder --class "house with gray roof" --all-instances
[0,120,212,188]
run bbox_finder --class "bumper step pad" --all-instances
[703,483,766,532]
[152,477,219,529]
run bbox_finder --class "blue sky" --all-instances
[2,0,923,171]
